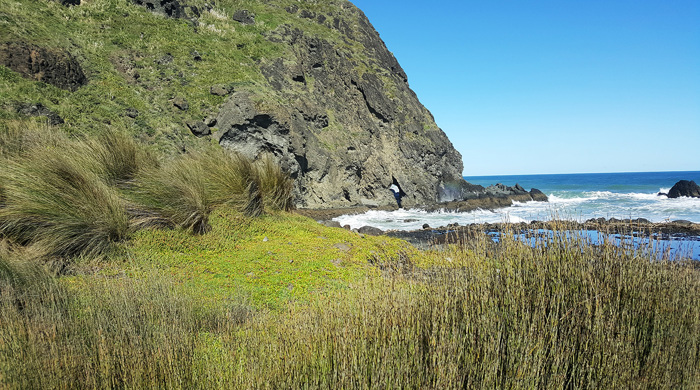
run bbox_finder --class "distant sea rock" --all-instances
[667,180,700,198]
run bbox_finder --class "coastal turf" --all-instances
[108,209,416,309]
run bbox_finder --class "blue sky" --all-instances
[350,0,700,176]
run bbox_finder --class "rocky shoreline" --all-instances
[296,206,700,251]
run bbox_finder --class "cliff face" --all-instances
[0,0,466,208]
[214,7,465,208]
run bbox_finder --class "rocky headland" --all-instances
[1,0,549,214]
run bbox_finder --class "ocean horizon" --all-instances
[334,170,700,231]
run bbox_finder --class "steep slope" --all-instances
[0,0,466,208]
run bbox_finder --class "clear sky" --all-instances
[350,0,700,176]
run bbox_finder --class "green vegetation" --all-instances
[1,222,698,388]
[1,1,699,388]
[0,0,392,153]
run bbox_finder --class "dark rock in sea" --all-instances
[232,10,255,25]
[358,226,383,236]
[422,223,431,229]
[530,188,548,202]
[186,121,210,137]
[657,192,668,197]
[0,42,87,91]
[668,180,700,198]
[16,103,64,125]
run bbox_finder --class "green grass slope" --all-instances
[0,0,384,152]
[125,209,415,309]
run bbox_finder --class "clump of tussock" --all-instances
[133,154,213,234]
[193,148,262,216]
[0,241,56,300]
[254,153,294,212]
[133,148,295,231]
[83,129,158,186]
[0,119,67,158]
[0,144,131,258]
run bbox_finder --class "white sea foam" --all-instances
[334,190,700,231]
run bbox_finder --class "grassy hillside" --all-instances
[0,0,384,152]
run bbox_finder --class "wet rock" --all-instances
[0,42,87,91]
[668,180,700,198]
[530,188,548,202]
[358,226,383,236]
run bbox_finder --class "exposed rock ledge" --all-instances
[295,183,548,220]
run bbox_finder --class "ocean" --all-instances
[334,171,700,231]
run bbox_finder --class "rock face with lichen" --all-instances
[212,5,465,209]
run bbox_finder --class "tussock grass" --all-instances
[255,153,294,212]
[0,145,131,258]
[133,148,295,232]
[0,119,66,158]
[133,155,213,234]
[84,129,158,186]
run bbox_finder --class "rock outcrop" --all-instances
[214,9,465,209]
[0,42,87,91]
[668,180,700,198]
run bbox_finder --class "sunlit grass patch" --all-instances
[128,209,416,309]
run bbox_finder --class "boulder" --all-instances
[210,84,231,96]
[172,97,188,111]
[232,10,255,25]
[0,42,87,91]
[132,0,186,18]
[186,121,210,137]
[16,103,64,125]
[357,226,383,236]
[53,0,80,6]
[667,180,700,198]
